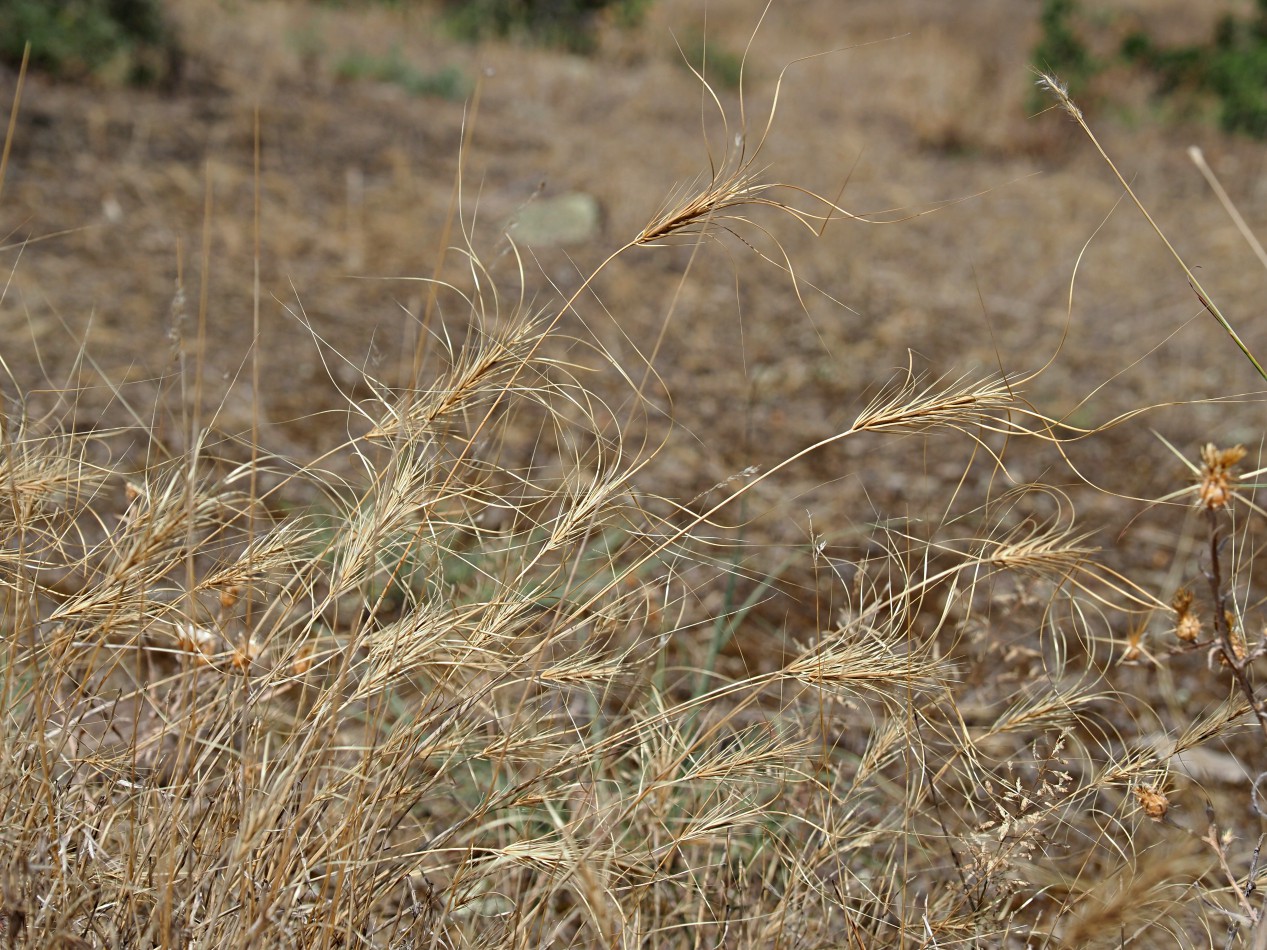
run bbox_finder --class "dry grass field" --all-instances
[4,0,1267,945]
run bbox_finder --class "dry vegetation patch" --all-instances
[4,1,1267,947]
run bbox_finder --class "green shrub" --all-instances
[0,0,177,85]
[441,0,654,54]
[1031,0,1096,103]
[1121,2,1267,138]
[1032,0,1267,138]
[1200,3,1267,137]
[335,48,471,100]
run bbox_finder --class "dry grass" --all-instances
[6,2,1267,947]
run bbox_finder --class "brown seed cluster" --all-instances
[1198,443,1247,511]
[292,643,315,676]
[230,636,263,672]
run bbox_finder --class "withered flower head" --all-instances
[1177,613,1202,643]
[231,636,263,672]
[1219,610,1247,666]
[1172,588,1201,643]
[175,622,220,666]
[1172,588,1193,616]
[1198,443,1247,512]
[1135,784,1169,822]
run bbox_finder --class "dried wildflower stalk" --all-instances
[1143,440,1267,934]
[1189,445,1267,742]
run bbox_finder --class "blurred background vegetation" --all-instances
[0,0,656,80]
[9,0,1267,142]
[1034,0,1267,138]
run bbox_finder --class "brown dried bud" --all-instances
[230,636,262,672]
[1176,613,1202,643]
[1222,611,1247,665]
[1172,588,1194,616]
[1198,444,1247,512]
[175,623,219,667]
[292,644,314,676]
[1135,784,1169,822]
[1173,588,1201,642]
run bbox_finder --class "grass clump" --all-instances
[10,30,1267,950]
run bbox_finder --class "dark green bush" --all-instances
[1031,0,1095,101]
[1119,0,1267,138]
[441,0,653,54]
[1031,0,1267,139]
[0,0,177,85]
[1204,2,1267,137]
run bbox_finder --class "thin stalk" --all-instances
[1038,73,1267,382]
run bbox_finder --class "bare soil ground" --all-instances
[4,7,1260,455]
[7,0,1265,605]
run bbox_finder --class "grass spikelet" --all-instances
[852,365,1021,437]
[365,309,550,442]
[783,617,945,698]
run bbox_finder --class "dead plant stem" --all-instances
[1205,507,1267,742]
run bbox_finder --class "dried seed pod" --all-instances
[291,644,315,676]
[1222,611,1247,665]
[1176,613,1202,643]
[1172,588,1194,616]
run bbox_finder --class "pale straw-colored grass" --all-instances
[4,38,1267,950]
